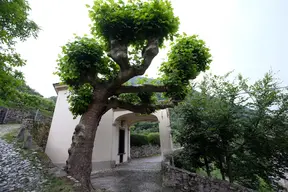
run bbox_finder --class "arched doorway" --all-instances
[112,108,173,165]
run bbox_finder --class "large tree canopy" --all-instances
[56,0,211,117]
[55,0,212,191]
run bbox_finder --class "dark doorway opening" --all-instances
[118,129,125,163]
[0,108,7,124]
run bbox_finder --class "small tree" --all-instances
[56,0,212,190]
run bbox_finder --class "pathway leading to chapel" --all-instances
[91,156,173,192]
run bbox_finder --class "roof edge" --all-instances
[53,83,68,94]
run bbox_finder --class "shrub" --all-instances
[130,134,149,147]
[147,132,160,146]
[170,149,196,172]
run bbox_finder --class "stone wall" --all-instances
[130,145,160,159]
[2,107,52,124]
[162,162,253,192]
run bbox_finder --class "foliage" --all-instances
[160,34,212,100]
[147,132,160,146]
[56,36,119,89]
[172,71,288,190]
[0,0,39,105]
[1,86,56,115]
[17,84,43,97]
[130,121,159,134]
[0,0,55,115]
[48,96,57,103]
[89,0,180,48]
[56,0,211,117]
[130,133,149,147]
[130,132,160,146]
[56,0,212,189]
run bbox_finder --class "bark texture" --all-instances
[64,97,108,191]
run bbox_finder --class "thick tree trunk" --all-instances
[64,99,108,192]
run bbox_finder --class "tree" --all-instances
[0,0,39,104]
[172,71,288,190]
[173,72,246,181]
[55,0,212,190]
[235,72,288,190]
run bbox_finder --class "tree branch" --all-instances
[136,38,159,75]
[108,38,130,71]
[107,98,174,114]
[106,38,159,93]
[115,84,167,94]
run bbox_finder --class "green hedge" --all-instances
[130,134,149,146]
[147,132,160,146]
[130,132,160,146]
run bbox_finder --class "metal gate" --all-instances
[0,107,8,124]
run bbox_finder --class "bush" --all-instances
[170,149,196,173]
[130,134,149,147]
[147,132,160,146]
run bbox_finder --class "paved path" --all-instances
[91,156,173,192]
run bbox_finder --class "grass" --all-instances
[1,130,106,192]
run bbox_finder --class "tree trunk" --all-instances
[226,154,233,183]
[204,155,211,177]
[218,155,225,180]
[64,99,108,192]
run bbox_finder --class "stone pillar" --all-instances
[17,116,34,149]
[157,109,173,158]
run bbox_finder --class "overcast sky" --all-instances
[15,0,288,97]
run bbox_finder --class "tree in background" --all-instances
[0,0,56,114]
[130,121,159,134]
[172,71,288,190]
[0,0,39,103]
[56,0,211,190]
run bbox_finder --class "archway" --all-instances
[112,108,173,164]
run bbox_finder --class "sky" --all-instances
[15,0,288,97]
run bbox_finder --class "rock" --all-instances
[23,133,33,149]
[48,167,67,177]
[0,138,44,192]
[20,177,30,183]
[17,127,25,141]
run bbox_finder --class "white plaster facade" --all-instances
[45,84,173,171]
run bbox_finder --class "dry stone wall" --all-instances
[162,162,253,192]
[130,145,160,159]
[1,107,51,124]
